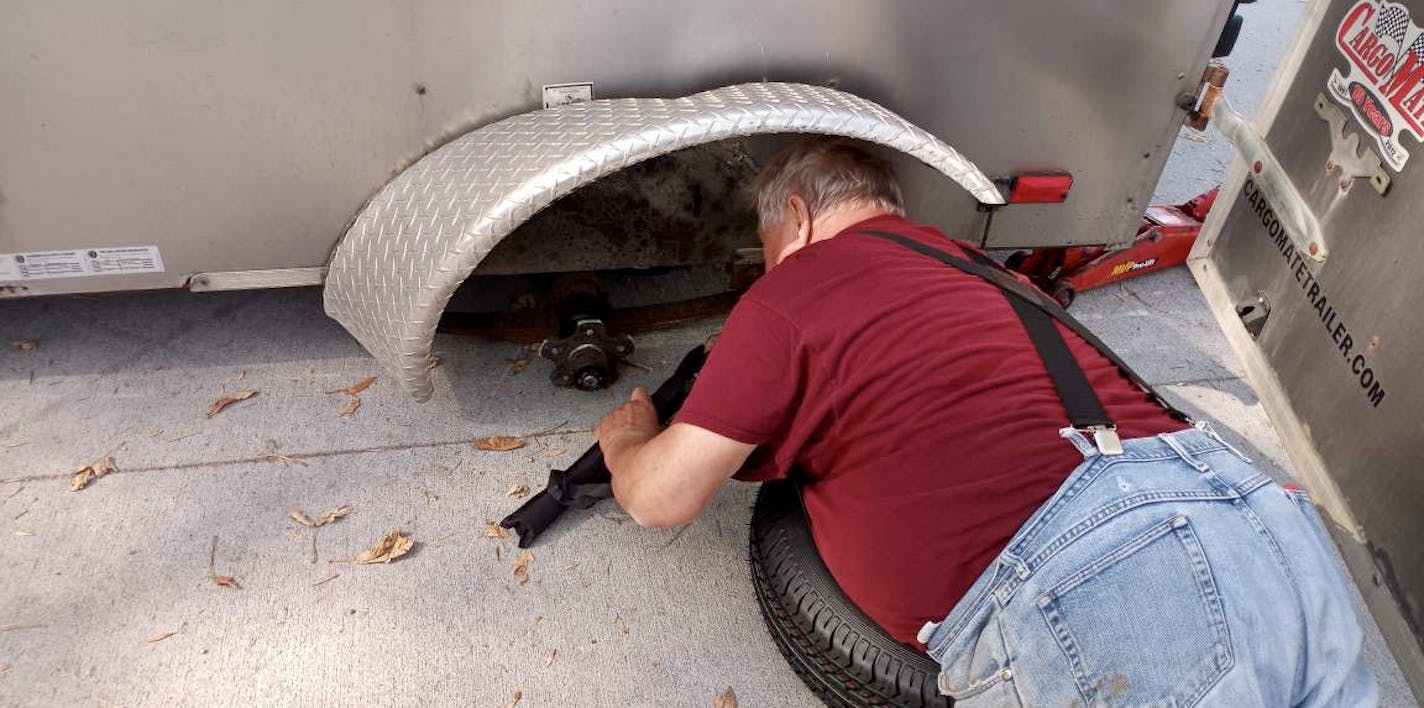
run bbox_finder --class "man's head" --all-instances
[752,139,904,269]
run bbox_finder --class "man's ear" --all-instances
[788,194,813,247]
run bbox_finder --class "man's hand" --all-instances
[596,387,660,462]
[595,387,756,528]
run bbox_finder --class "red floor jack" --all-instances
[1005,188,1218,308]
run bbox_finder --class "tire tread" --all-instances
[750,482,951,708]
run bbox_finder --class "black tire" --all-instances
[750,481,951,708]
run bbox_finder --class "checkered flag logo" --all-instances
[1379,5,1411,45]
[1409,30,1424,59]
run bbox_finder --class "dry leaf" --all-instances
[508,358,529,375]
[212,575,240,589]
[503,691,523,708]
[483,521,510,539]
[70,456,117,492]
[715,686,737,708]
[512,551,533,585]
[146,630,179,643]
[425,355,442,370]
[205,390,256,418]
[543,649,557,667]
[330,376,376,396]
[614,614,629,635]
[476,436,526,452]
[354,529,414,565]
[337,398,362,418]
[506,483,530,498]
[315,506,352,526]
[291,504,353,527]
[11,340,36,352]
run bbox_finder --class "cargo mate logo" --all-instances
[1328,0,1424,170]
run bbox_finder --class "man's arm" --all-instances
[597,387,755,528]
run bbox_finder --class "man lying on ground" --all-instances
[596,139,1376,707]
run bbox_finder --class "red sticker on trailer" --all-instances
[1349,81,1394,135]
[1328,0,1424,171]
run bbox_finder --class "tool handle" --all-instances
[500,344,708,547]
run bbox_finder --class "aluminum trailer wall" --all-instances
[1193,0,1424,697]
[1,1,1232,296]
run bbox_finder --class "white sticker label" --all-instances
[542,82,593,109]
[1329,0,1424,171]
[0,246,165,282]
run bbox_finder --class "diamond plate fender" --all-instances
[323,82,1003,400]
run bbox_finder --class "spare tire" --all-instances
[750,481,951,707]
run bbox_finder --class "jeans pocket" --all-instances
[1036,514,1233,707]
[935,613,1023,706]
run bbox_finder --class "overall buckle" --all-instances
[1084,425,1124,456]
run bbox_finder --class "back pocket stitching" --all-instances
[1036,515,1233,706]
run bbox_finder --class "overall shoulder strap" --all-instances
[859,229,1188,429]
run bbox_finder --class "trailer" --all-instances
[1191,0,1424,697]
[2,4,1232,287]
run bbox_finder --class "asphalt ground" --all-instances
[2,1,1417,705]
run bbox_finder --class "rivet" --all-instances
[1001,668,1014,681]
[1252,160,1262,174]
[1308,242,1319,256]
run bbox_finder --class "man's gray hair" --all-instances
[752,139,905,233]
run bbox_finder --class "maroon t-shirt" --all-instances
[676,215,1186,647]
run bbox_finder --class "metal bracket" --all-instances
[1234,292,1271,340]
[1314,94,1391,196]
[189,266,326,291]
[1210,95,1328,262]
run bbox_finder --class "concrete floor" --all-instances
[1,1,1418,705]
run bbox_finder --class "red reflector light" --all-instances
[1008,172,1073,204]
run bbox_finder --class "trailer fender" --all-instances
[323,82,1003,400]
